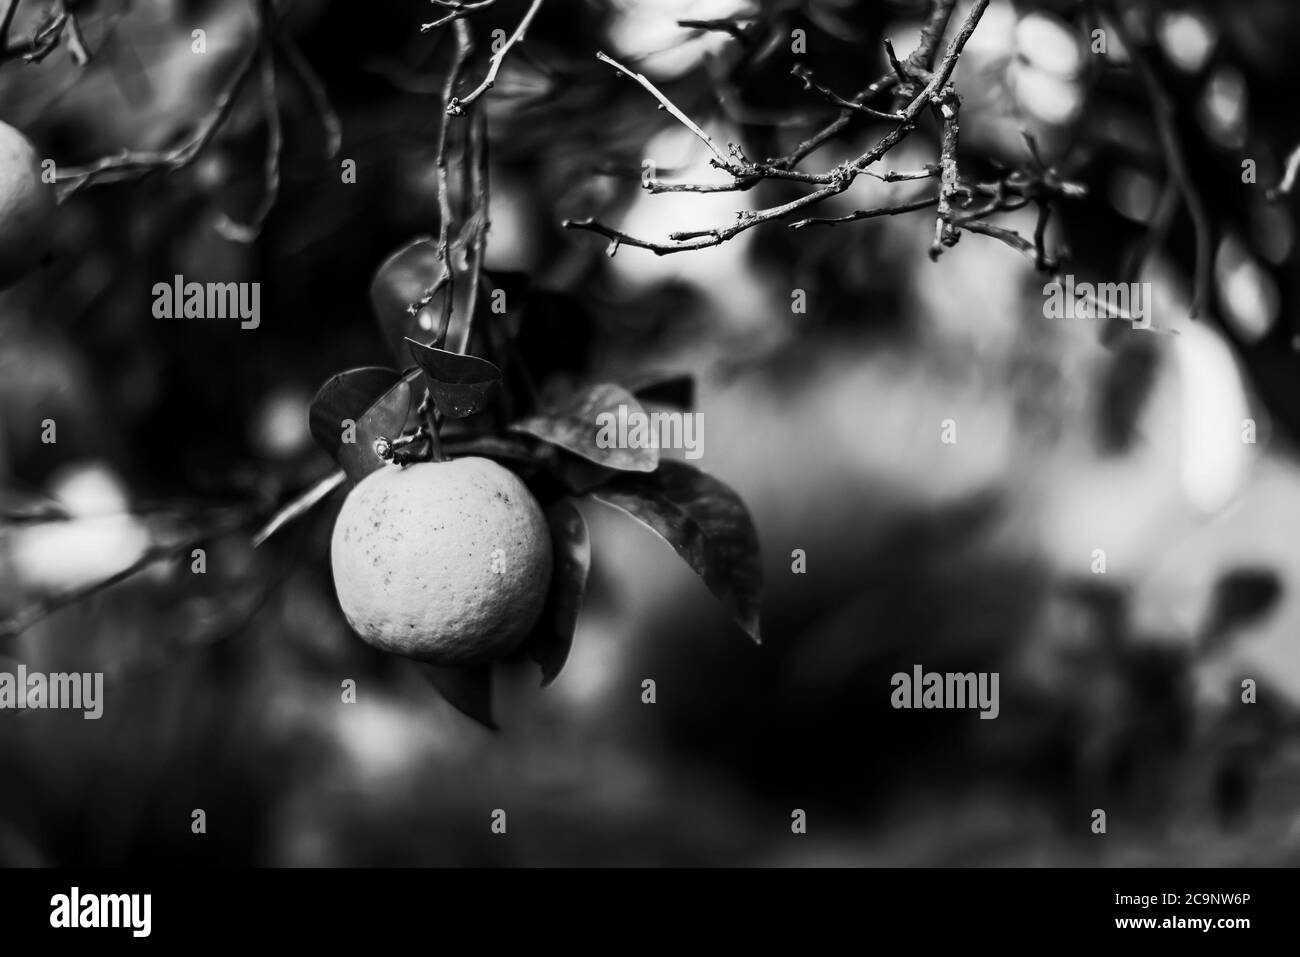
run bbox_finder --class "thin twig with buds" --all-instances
[445,0,544,115]
[595,50,729,163]
[422,0,498,33]
[55,0,341,211]
[564,0,993,257]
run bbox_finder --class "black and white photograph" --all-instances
[0,0,1292,935]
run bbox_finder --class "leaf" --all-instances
[406,339,502,419]
[0,489,70,523]
[1202,568,1283,650]
[370,238,445,363]
[592,460,762,642]
[441,433,539,468]
[534,444,618,495]
[415,662,497,730]
[510,383,659,472]
[632,372,695,411]
[524,498,591,685]
[309,367,401,461]
[336,371,421,483]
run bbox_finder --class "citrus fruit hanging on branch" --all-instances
[330,457,553,666]
[0,120,55,289]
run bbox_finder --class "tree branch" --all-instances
[565,0,991,256]
[55,46,259,196]
[790,194,939,229]
[677,18,753,46]
[422,0,498,32]
[1110,11,1211,317]
[791,64,903,121]
[929,91,962,259]
[905,0,959,73]
[446,0,544,115]
[594,49,729,163]
[252,470,346,547]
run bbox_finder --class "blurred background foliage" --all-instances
[3,0,1300,865]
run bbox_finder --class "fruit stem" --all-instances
[419,389,445,462]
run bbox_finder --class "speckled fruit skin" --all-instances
[330,457,553,666]
[0,121,54,289]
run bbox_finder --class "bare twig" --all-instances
[884,38,910,85]
[772,0,960,171]
[415,17,474,330]
[772,72,899,170]
[451,107,491,354]
[594,49,728,163]
[645,178,754,194]
[929,91,962,259]
[790,194,939,229]
[565,0,991,256]
[1,508,254,639]
[566,181,847,255]
[422,0,497,33]
[417,392,445,462]
[252,470,346,547]
[644,163,842,194]
[56,1,337,203]
[864,166,937,182]
[1111,11,1211,317]
[958,218,1057,270]
[905,0,959,73]
[792,64,903,121]
[56,46,259,196]
[677,18,752,45]
[446,0,544,114]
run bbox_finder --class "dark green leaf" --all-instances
[442,433,538,468]
[370,238,445,362]
[336,371,421,483]
[415,662,497,730]
[510,383,658,472]
[406,338,502,419]
[534,444,618,495]
[632,372,695,411]
[0,489,70,523]
[524,498,591,685]
[309,367,401,460]
[1202,569,1282,649]
[593,461,762,642]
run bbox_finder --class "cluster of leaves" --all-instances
[300,238,763,727]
